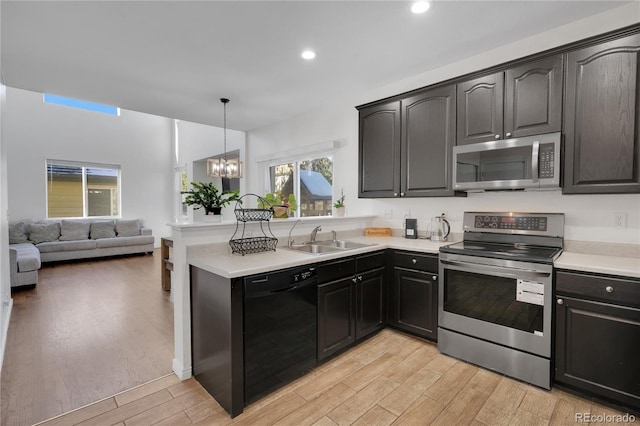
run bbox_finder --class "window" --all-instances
[44,93,120,116]
[268,155,334,217]
[46,160,121,218]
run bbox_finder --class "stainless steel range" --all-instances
[438,212,564,389]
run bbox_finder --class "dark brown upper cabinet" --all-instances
[457,55,563,145]
[456,72,504,145]
[358,101,401,198]
[401,85,457,197]
[505,55,563,138]
[563,33,640,194]
[358,85,457,198]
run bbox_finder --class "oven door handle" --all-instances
[440,259,551,279]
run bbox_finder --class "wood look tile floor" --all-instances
[37,329,635,426]
[1,251,174,426]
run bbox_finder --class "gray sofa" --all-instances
[8,219,154,289]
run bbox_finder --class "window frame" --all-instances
[258,142,337,218]
[45,159,122,219]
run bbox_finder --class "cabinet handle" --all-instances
[394,192,398,197]
[505,132,512,138]
[557,299,564,305]
[412,259,417,264]
[605,286,614,293]
[400,192,405,196]
[495,134,501,139]
[358,275,363,281]
[432,275,437,281]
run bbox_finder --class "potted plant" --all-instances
[258,191,298,218]
[333,189,346,217]
[181,182,240,218]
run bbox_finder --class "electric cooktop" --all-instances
[440,241,562,264]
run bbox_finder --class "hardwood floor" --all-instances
[1,251,174,426]
[37,329,634,426]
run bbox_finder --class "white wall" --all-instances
[247,3,640,246]
[1,0,13,369]
[5,87,176,243]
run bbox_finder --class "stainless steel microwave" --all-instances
[453,132,561,191]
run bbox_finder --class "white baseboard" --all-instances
[0,298,13,372]
[172,358,192,380]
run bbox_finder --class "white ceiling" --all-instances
[1,1,632,131]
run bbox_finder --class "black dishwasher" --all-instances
[243,265,317,404]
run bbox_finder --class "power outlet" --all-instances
[614,212,627,229]
[383,209,393,219]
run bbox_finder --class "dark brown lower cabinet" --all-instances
[317,252,386,361]
[390,262,438,341]
[555,271,640,412]
[317,276,356,361]
[355,266,386,341]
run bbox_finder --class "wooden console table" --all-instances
[161,237,173,291]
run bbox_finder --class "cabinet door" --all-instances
[358,101,401,198]
[457,72,504,145]
[564,33,640,194]
[504,55,563,138]
[390,267,438,340]
[555,296,640,411]
[401,85,456,197]
[355,267,386,341]
[317,277,356,360]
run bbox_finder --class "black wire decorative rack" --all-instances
[229,194,278,255]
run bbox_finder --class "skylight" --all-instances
[43,93,120,116]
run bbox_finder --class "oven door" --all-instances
[438,252,553,357]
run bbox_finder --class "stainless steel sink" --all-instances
[285,240,374,255]
[315,240,373,250]
[287,244,343,254]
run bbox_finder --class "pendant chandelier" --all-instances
[207,98,242,178]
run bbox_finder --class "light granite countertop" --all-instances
[188,236,452,279]
[554,252,640,279]
[189,235,640,280]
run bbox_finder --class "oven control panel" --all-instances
[474,215,547,231]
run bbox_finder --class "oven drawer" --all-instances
[393,251,438,273]
[556,271,640,308]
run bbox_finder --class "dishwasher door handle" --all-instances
[269,278,317,294]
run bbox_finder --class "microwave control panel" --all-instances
[539,143,555,179]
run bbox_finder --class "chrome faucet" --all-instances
[288,219,302,248]
[310,225,322,243]
[331,230,337,241]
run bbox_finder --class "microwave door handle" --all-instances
[531,141,539,183]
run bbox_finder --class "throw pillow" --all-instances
[9,222,29,244]
[90,220,116,239]
[28,222,61,244]
[59,220,91,241]
[116,220,140,237]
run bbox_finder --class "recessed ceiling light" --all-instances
[411,1,431,14]
[301,50,316,60]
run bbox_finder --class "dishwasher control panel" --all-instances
[293,267,316,283]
